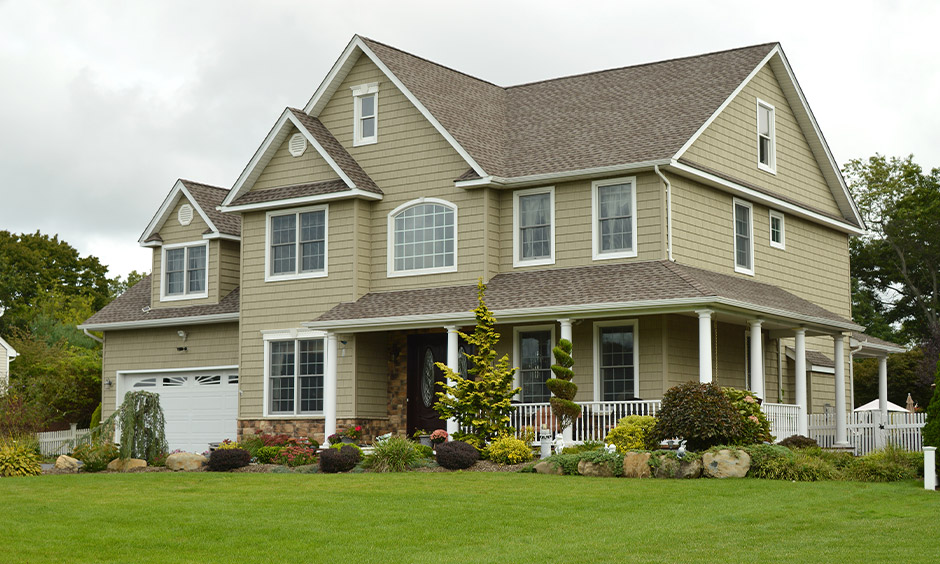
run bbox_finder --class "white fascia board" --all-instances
[223,110,297,207]
[303,35,363,116]
[138,180,221,245]
[78,312,238,331]
[285,111,355,188]
[455,160,672,189]
[219,189,382,214]
[0,336,17,359]
[849,337,906,355]
[203,233,241,242]
[668,161,865,235]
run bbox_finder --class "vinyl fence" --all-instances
[36,424,90,456]
[809,411,926,456]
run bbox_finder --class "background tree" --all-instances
[922,359,940,447]
[547,338,580,432]
[853,349,926,408]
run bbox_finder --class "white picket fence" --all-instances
[809,411,926,456]
[35,424,90,456]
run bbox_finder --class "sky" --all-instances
[0,0,937,279]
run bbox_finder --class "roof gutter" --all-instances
[78,312,239,332]
[654,164,674,262]
[82,328,104,344]
[454,159,672,189]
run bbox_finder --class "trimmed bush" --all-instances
[779,435,818,449]
[485,435,533,465]
[605,415,658,452]
[0,440,42,477]
[255,446,283,464]
[319,445,362,473]
[207,448,251,471]
[435,440,479,470]
[653,382,746,450]
[363,437,420,472]
[72,440,119,473]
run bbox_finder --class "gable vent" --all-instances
[178,204,194,226]
[288,133,307,157]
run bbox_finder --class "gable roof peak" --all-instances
[139,178,240,246]
[357,36,503,89]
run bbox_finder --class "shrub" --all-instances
[435,440,479,470]
[329,442,363,456]
[547,338,581,430]
[319,445,362,473]
[779,435,818,449]
[485,435,533,465]
[605,415,658,452]
[237,435,264,458]
[207,448,251,471]
[561,440,605,455]
[89,403,102,429]
[541,453,583,475]
[215,439,240,450]
[652,382,746,450]
[744,444,797,479]
[722,387,773,443]
[255,446,284,465]
[0,440,42,477]
[276,446,318,467]
[414,444,434,459]
[72,440,119,473]
[363,436,421,472]
[847,444,923,482]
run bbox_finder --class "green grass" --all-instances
[2,473,938,563]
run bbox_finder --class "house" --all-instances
[0,335,16,392]
[82,36,876,452]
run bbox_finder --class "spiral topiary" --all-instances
[547,338,581,430]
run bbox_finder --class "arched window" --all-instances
[388,199,457,276]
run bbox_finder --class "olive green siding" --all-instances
[218,239,241,299]
[100,322,239,418]
[683,65,841,216]
[355,331,389,418]
[252,124,341,191]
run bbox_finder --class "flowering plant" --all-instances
[345,425,362,441]
[430,429,449,444]
[276,446,318,467]
[327,433,342,445]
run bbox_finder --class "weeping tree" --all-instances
[113,391,168,460]
[547,339,580,431]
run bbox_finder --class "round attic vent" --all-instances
[178,204,194,226]
[288,133,307,157]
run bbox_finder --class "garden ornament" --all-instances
[605,443,617,454]
[676,440,687,459]
[554,434,566,454]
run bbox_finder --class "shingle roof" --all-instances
[361,37,776,179]
[180,180,241,236]
[785,347,835,368]
[81,276,239,327]
[229,179,351,207]
[313,260,852,327]
[851,332,906,351]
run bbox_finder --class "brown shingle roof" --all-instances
[81,276,239,327]
[179,180,241,236]
[785,347,835,368]
[361,37,776,179]
[313,260,852,326]
[229,179,351,207]
[851,332,905,351]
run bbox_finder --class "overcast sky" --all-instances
[0,0,936,279]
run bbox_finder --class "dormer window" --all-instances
[757,99,776,173]
[161,242,208,301]
[352,83,378,146]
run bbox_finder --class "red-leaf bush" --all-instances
[652,382,746,450]
[435,440,479,470]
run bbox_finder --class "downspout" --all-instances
[83,328,104,344]
[654,165,674,261]
[850,342,864,412]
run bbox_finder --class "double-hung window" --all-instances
[388,199,456,276]
[592,177,637,260]
[516,328,553,402]
[352,82,378,146]
[162,242,208,300]
[268,338,325,415]
[266,206,327,281]
[769,210,785,249]
[595,322,636,401]
[513,187,555,267]
[734,199,754,275]
[757,99,776,173]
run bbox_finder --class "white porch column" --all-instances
[324,331,338,444]
[794,328,808,437]
[557,318,573,443]
[444,326,459,436]
[696,310,713,383]
[748,319,764,399]
[878,355,889,424]
[833,333,849,447]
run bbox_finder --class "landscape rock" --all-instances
[54,455,80,472]
[702,449,751,478]
[676,458,703,479]
[533,461,564,475]
[653,455,680,479]
[107,458,147,472]
[166,452,208,471]
[578,460,615,478]
[622,452,652,478]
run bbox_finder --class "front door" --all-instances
[407,333,448,435]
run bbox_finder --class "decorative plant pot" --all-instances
[342,437,356,444]
[418,435,432,448]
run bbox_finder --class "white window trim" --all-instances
[591,176,638,261]
[264,205,329,282]
[593,319,639,402]
[159,241,209,302]
[756,98,776,174]
[769,210,786,250]
[262,328,328,418]
[512,186,556,268]
[352,82,379,147]
[512,324,556,403]
[386,197,458,278]
[733,198,755,276]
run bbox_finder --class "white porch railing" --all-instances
[36,424,90,456]
[507,400,661,444]
[762,402,801,442]
[808,411,926,456]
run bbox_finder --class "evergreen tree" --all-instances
[922,356,940,447]
[547,339,581,431]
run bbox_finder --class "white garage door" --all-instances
[123,370,239,453]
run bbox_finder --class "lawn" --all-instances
[2,473,938,563]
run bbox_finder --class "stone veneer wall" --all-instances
[238,418,389,445]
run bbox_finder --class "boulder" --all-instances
[578,460,615,478]
[702,449,751,478]
[622,452,652,478]
[107,458,147,472]
[54,455,80,471]
[166,452,208,471]
[533,461,564,475]
[676,458,703,479]
[653,455,680,479]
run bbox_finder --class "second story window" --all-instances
[266,206,328,281]
[513,187,555,267]
[769,210,785,249]
[592,177,637,260]
[757,99,775,173]
[352,82,378,146]
[162,242,208,300]
[734,199,754,275]
[388,199,457,276]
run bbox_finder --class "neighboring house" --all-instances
[82,36,876,452]
[0,335,17,392]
